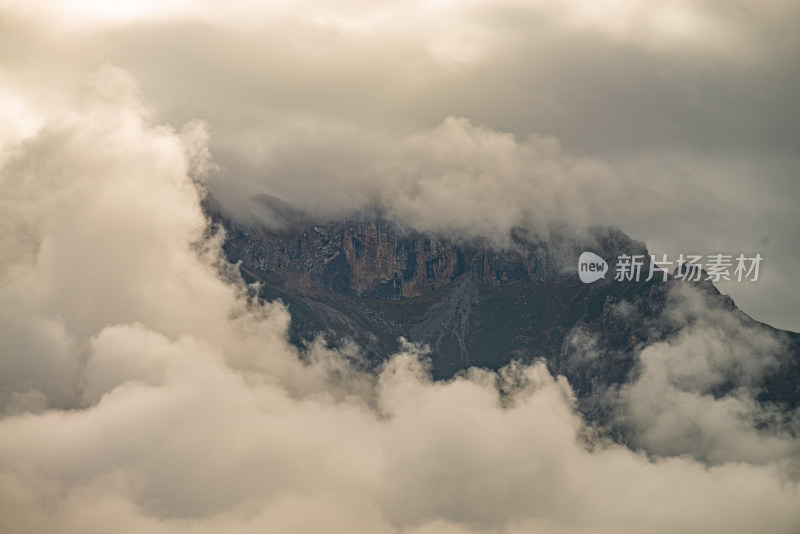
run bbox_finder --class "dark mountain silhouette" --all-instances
[205,195,800,429]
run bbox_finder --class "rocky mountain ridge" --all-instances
[205,195,800,427]
[218,196,648,299]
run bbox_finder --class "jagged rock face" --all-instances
[213,205,660,377]
[208,199,800,428]
[220,217,645,300]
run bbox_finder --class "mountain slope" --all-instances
[206,196,800,427]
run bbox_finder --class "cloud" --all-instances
[3,0,800,328]
[223,115,629,243]
[1,63,800,534]
[609,282,800,465]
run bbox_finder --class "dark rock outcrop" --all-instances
[205,196,800,429]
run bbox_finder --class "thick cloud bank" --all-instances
[1,65,800,533]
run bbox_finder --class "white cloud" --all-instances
[613,283,799,465]
[0,63,799,534]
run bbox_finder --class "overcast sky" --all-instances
[3,0,799,329]
[3,2,800,532]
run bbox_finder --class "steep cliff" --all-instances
[219,201,647,299]
[205,195,800,427]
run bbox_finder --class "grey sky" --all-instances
[3,1,798,329]
[3,3,800,532]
